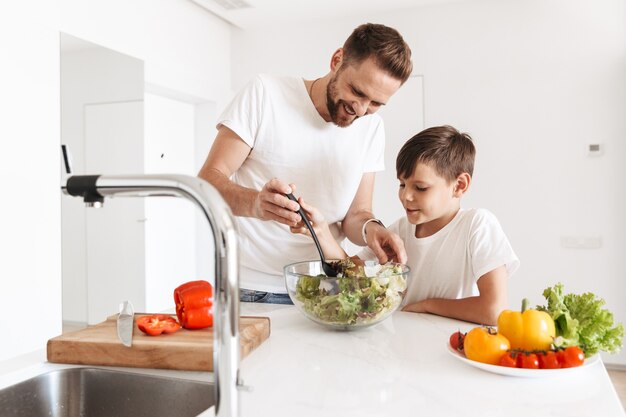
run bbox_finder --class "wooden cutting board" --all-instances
[47,314,270,371]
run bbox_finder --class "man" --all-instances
[198,23,412,303]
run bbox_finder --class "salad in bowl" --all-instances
[284,259,409,330]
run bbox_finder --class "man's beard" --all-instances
[326,75,358,128]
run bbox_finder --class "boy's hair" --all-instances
[396,125,475,182]
[342,23,413,84]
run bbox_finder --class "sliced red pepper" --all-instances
[174,280,213,329]
[136,314,181,336]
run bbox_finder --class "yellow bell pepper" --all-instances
[497,298,556,351]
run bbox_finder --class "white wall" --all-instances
[61,42,144,323]
[59,0,232,103]
[230,0,626,364]
[83,100,145,324]
[144,93,197,312]
[58,0,230,305]
[0,0,231,362]
[0,2,62,362]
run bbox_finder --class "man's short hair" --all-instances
[343,23,413,84]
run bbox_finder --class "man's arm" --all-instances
[402,266,509,325]
[342,173,407,264]
[198,125,301,225]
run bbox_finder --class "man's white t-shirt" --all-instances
[358,208,520,304]
[218,74,385,293]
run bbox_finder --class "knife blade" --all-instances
[117,300,134,347]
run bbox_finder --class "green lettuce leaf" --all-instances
[537,283,624,356]
[295,264,407,325]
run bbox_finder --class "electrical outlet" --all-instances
[560,236,602,249]
[587,143,604,157]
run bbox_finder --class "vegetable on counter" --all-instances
[449,331,466,352]
[558,346,585,368]
[448,283,619,370]
[295,262,406,326]
[497,298,556,351]
[174,280,214,330]
[463,327,510,365]
[137,314,181,336]
[537,350,560,369]
[538,283,624,357]
[498,350,519,368]
[518,352,540,369]
[496,347,585,369]
[538,347,583,369]
[451,327,587,370]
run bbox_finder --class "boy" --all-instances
[291,125,519,325]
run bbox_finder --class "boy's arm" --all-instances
[290,198,349,260]
[402,266,508,326]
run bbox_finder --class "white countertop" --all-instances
[239,303,625,417]
[1,304,624,417]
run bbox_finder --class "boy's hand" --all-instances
[289,197,349,261]
[365,225,407,264]
[289,198,329,237]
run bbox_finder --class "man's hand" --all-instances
[252,179,302,226]
[365,223,407,264]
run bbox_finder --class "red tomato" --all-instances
[449,331,465,352]
[537,351,561,369]
[520,352,540,369]
[559,346,585,368]
[137,314,181,336]
[498,351,518,368]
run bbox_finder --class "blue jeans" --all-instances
[239,289,294,305]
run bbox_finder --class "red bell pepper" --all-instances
[174,280,214,329]
[136,314,181,336]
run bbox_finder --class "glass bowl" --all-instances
[284,260,409,330]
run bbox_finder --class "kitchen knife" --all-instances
[117,300,134,347]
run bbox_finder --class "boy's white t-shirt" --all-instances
[358,208,519,304]
[218,74,385,293]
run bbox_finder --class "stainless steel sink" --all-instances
[0,367,215,417]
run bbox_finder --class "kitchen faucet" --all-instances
[62,173,242,417]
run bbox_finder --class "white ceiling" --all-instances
[191,0,469,29]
